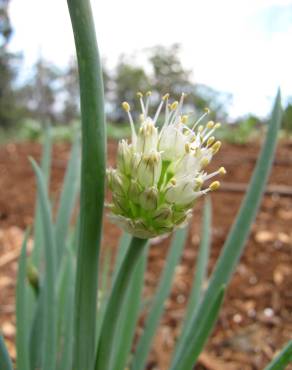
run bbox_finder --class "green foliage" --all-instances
[218,115,259,144]
[282,101,292,133]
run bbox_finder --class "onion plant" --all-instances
[0,0,291,369]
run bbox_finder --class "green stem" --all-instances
[67,1,106,370]
[95,237,148,370]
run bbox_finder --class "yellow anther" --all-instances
[201,157,210,168]
[185,143,191,153]
[122,102,130,112]
[198,125,204,133]
[181,115,188,124]
[212,141,222,154]
[170,101,179,110]
[207,121,215,129]
[146,91,152,96]
[139,113,144,122]
[209,181,220,191]
[183,129,190,136]
[214,122,221,129]
[195,177,203,187]
[137,92,143,98]
[207,136,215,147]
[162,93,170,101]
[219,166,226,175]
[170,178,177,185]
[204,107,210,114]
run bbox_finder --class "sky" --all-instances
[8,0,292,119]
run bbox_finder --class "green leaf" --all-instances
[264,340,292,370]
[0,336,13,370]
[16,230,30,370]
[111,245,149,370]
[67,0,106,368]
[32,124,52,267]
[57,250,75,370]
[95,249,112,347]
[180,285,225,370]
[170,91,282,370]
[131,228,188,370]
[112,233,132,283]
[177,199,211,350]
[95,237,148,370]
[29,290,44,369]
[95,233,131,349]
[30,159,57,370]
[55,134,80,267]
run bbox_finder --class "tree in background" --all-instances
[19,58,62,124]
[148,44,230,121]
[109,56,150,122]
[148,43,190,98]
[61,58,80,124]
[0,0,21,127]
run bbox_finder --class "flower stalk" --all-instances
[67,1,106,369]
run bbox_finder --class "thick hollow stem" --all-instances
[95,237,148,370]
[67,1,106,369]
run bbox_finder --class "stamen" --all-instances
[181,115,188,124]
[145,91,152,117]
[170,101,178,111]
[192,108,210,130]
[212,141,222,154]
[202,123,221,143]
[200,157,210,168]
[122,101,137,144]
[185,143,191,153]
[153,98,165,124]
[206,136,215,147]
[209,181,220,191]
[203,167,226,181]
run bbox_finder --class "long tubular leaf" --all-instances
[55,135,80,266]
[67,1,106,369]
[32,124,52,267]
[170,91,282,370]
[131,228,188,370]
[182,199,211,329]
[95,237,148,370]
[57,250,75,370]
[112,233,132,282]
[264,341,292,370]
[112,245,149,370]
[0,336,13,370]
[179,285,225,370]
[30,159,57,370]
[95,233,131,347]
[29,290,44,369]
[95,249,112,346]
[16,230,30,370]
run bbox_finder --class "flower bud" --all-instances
[117,140,132,175]
[139,187,158,211]
[136,150,162,187]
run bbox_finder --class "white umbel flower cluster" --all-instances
[107,92,226,239]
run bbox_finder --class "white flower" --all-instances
[107,92,226,238]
